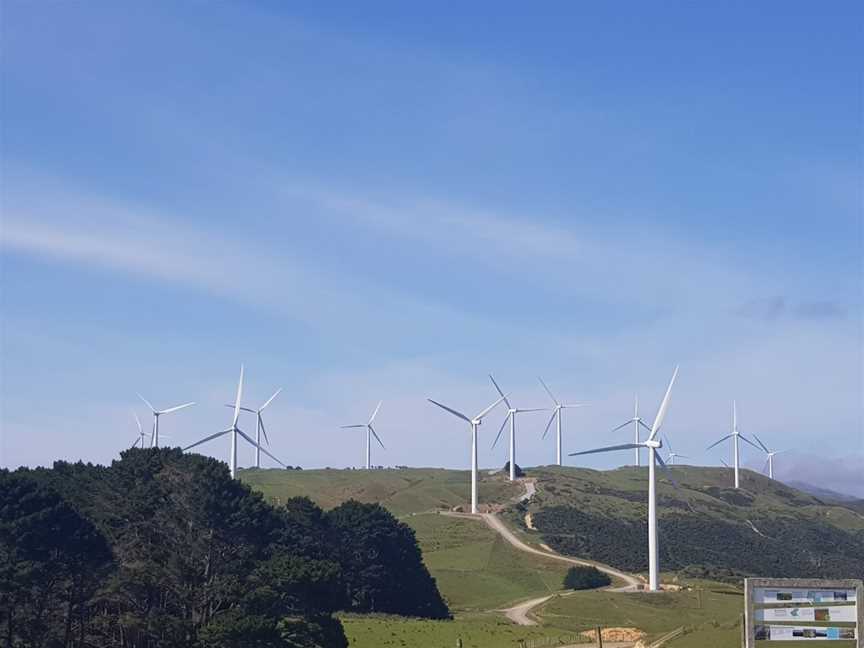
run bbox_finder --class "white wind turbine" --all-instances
[225,388,282,469]
[538,377,587,466]
[428,392,508,514]
[569,366,680,592]
[751,433,785,480]
[131,411,150,448]
[488,375,547,481]
[183,366,285,478]
[341,401,385,470]
[706,401,760,489]
[137,394,195,447]
[610,395,651,466]
[663,435,689,465]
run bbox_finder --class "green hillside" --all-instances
[241,467,521,516]
[521,465,864,581]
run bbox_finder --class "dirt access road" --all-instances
[443,477,641,625]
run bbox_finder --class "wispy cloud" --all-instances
[736,296,849,322]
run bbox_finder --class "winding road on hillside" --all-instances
[444,477,642,626]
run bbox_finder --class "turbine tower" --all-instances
[226,388,282,468]
[489,374,546,481]
[131,411,150,448]
[706,401,760,489]
[611,394,651,466]
[570,366,679,591]
[183,366,285,478]
[137,394,195,447]
[428,392,507,514]
[341,401,385,470]
[751,433,785,479]
[538,377,587,466]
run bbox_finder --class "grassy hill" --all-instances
[241,467,521,516]
[241,466,862,648]
[520,465,864,582]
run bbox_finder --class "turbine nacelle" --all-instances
[644,439,661,449]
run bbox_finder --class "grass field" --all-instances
[405,512,570,611]
[538,587,743,645]
[341,613,564,648]
[240,467,521,516]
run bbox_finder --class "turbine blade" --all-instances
[706,434,734,451]
[488,374,512,409]
[260,388,283,412]
[491,413,509,450]
[762,457,770,475]
[638,420,652,432]
[137,394,156,412]
[655,452,681,490]
[517,407,548,413]
[720,458,730,468]
[648,365,678,441]
[475,393,508,421]
[183,429,231,451]
[541,410,556,440]
[368,400,383,425]
[538,377,559,405]
[133,410,143,434]
[369,423,385,450]
[751,432,770,454]
[224,404,257,413]
[739,434,763,452]
[159,402,195,414]
[611,419,633,433]
[131,437,140,447]
[569,442,642,457]
[341,424,366,428]
[663,435,674,453]
[237,428,286,467]
[232,365,244,428]
[259,416,271,446]
[562,403,588,408]
[427,399,471,423]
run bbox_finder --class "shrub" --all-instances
[563,565,611,590]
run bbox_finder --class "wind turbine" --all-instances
[341,401,385,470]
[225,388,282,468]
[611,395,652,466]
[751,433,785,479]
[706,401,760,489]
[488,375,546,481]
[183,366,285,478]
[663,435,688,465]
[137,394,195,448]
[569,366,680,592]
[131,411,150,448]
[428,392,508,514]
[538,377,587,466]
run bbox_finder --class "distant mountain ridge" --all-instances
[785,480,860,503]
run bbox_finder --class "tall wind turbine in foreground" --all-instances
[538,377,587,466]
[706,401,760,489]
[569,366,680,592]
[428,393,507,514]
[341,401,385,470]
[611,395,651,466]
[131,411,150,448]
[489,375,546,481]
[226,388,282,468]
[751,433,785,479]
[184,366,285,478]
[137,395,195,447]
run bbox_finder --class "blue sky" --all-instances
[2,2,862,494]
